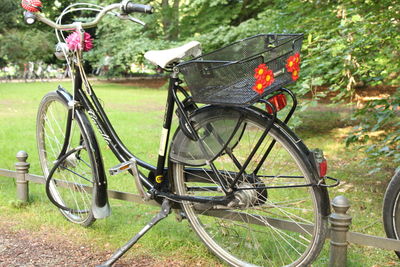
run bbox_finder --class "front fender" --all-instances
[56,87,111,219]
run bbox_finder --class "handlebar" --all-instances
[23,1,153,30]
[122,1,153,14]
[122,2,153,14]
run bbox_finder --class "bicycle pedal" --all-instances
[109,160,132,176]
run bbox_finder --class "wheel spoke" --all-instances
[174,108,325,266]
[37,94,96,226]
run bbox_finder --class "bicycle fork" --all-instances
[97,198,171,267]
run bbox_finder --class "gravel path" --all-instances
[0,221,161,267]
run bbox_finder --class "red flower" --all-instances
[286,55,298,72]
[252,81,265,95]
[254,64,268,79]
[262,69,275,87]
[286,52,301,81]
[291,69,300,81]
[294,52,301,63]
[252,64,275,95]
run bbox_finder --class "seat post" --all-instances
[154,73,178,186]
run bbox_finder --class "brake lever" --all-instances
[115,13,145,26]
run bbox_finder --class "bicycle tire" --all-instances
[171,106,328,267]
[383,169,400,258]
[37,91,101,226]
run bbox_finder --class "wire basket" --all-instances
[177,34,304,106]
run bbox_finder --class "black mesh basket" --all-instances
[177,34,304,106]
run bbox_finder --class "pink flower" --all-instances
[65,31,93,52]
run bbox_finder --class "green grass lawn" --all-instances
[0,81,398,266]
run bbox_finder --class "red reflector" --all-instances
[266,94,287,114]
[319,159,327,178]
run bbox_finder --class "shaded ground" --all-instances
[0,220,191,267]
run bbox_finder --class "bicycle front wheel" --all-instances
[37,91,100,226]
[172,106,328,266]
[383,169,400,258]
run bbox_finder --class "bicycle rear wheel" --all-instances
[383,169,400,258]
[37,91,100,226]
[172,106,328,266]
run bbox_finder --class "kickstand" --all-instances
[97,199,171,267]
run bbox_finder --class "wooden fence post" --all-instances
[329,195,352,267]
[15,150,30,202]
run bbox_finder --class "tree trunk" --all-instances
[171,0,180,40]
[161,0,171,37]
[161,0,180,41]
[231,0,273,26]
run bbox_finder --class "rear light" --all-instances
[310,149,328,178]
[266,93,287,114]
[319,159,327,177]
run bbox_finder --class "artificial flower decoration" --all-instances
[65,31,94,52]
[254,64,268,79]
[263,68,275,87]
[294,52,301,64]
[252,81,265,95]
[285,52,301,81]
[292,69,299,81]
[21,0,42,12]
[252,64,275,95]
[286,55,297,72]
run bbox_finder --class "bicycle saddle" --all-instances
[144,41,202,68]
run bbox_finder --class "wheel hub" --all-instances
[230,182,260,209]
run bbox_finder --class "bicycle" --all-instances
[22,0,339,266]
[383,168,400,258]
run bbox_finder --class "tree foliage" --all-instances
[0,0,20,33]
[346,88,400,168]
[0,0,78,67]
[1,0,399,165]
[0,29,53,64]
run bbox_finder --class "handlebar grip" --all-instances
[123,2,153,14]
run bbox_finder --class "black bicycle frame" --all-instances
[61,66,317,207]
[71,67,172,190]
[67,69,238,206]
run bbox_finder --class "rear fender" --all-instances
[169,105,246,166]
[169,105,331,217]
